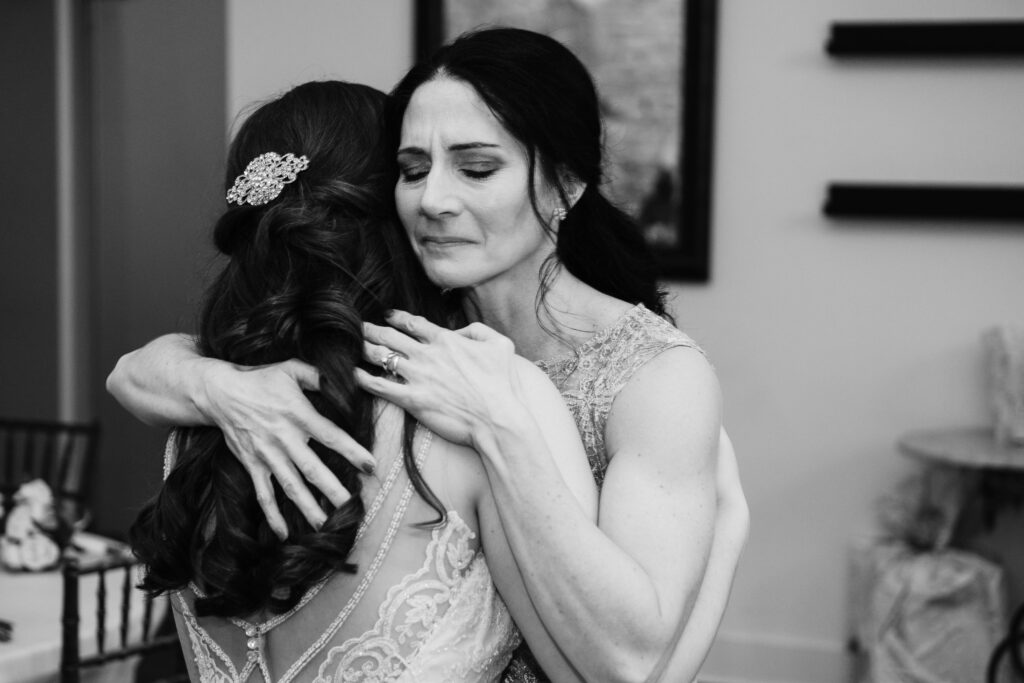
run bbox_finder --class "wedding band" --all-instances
[382,351,401,375]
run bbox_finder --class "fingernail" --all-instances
[362,461,375,475]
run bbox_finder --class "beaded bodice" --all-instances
[534,304,704,488]
[503,304,703,683]
[165,421,521,682]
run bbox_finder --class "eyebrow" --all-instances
[397,142,501,156]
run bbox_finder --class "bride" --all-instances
[128,80,596,682]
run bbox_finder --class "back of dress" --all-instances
[167,403,520,682]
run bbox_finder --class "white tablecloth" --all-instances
[0,541,170,683]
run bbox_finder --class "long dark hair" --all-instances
[387,27,668,319]
[130,81,445,618]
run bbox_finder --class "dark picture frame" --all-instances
[415,0,718,282]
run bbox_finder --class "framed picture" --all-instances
[414,0,718,282]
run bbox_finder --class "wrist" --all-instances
[469,397,536,457]
[188,357,233,424]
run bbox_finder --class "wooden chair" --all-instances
[0,418,99,527]
[61,551,186,683]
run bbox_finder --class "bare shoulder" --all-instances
[606,345,721,474]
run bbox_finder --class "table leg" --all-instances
[988,600,1024,682]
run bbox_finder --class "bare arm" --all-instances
[106,333,373,536]
[358,313,728,682]
[106,333,217,426]
[472,360,598,682]
[475,349,719,682]
[644,429,749,681]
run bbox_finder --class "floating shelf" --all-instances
[824,183,1024,221]
[826,21,1024,57]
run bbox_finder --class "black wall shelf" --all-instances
[824,184,1024,221]
[826,21,1024,57]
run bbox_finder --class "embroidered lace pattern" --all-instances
[312,513,519,683]
[535,304,703,489]
[504,305,704,683]
[170,425,520,682]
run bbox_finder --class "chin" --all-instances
[422,262,486,291]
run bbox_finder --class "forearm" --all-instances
[106,333,218,427]
[651,490,748,682]
[475,412,707,682]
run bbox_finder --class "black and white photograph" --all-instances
[1,1,1023,682]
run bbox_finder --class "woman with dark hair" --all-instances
[110,29,748,683]
[127,79,597,682]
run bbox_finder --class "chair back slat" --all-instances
[40,430,56,483]
[119,566,132,649]
[142,591,155,642]
[95,568,106,656]
[0,419,99,530]
[60,552,186,682]
[61,558,81,683]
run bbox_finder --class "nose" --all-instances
[418,166,460,219]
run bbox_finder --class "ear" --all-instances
[557,167,587,210]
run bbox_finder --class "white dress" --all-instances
[165,412,521,683]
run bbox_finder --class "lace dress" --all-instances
[165,416,521,682]
[502,304,704,683]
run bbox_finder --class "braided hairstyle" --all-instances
[130,81,445,618]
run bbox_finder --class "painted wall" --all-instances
[0,1,59,419]
[90,0,226,534]
[226,0,413,127]
[87,0,412,535]
[685,1,1024,681]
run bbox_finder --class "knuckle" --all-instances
[280,479,300,499]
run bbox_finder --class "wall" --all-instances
[226,0,413,126]
[686,2,1024,681]
[88,0,413,535]
[90,0,227,534]
[0,1,59,419]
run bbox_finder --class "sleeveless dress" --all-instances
[502,304,705,683]
[164,419,522,682]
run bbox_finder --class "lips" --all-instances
[418,236,474,247]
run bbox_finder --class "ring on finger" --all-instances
[382,351,402,375]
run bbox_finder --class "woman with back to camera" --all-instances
[112,29,749,682]
[128,79,599,682]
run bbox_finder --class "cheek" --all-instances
[394,186,418,231]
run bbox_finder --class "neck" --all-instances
[462,260,632,362]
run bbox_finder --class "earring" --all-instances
[551,207,568,225]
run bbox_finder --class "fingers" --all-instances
[279,359,321,392]
[455,321,506,343]
[249,464,289,540]
[355,368,412,407]
[363,341,407,376]
[364,322,421,357]
[385,309,441,342]
[299,408,376,478]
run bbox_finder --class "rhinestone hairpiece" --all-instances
[226,152,309,206]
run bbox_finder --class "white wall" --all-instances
[686,2,1024,681]
[226,0,413,127]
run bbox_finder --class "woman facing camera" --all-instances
[129,80,597,682]
[112,29,748,683]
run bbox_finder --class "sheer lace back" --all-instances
[166,406,520,682]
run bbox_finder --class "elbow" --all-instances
[596,632,679,683]
[106,351,164,427]
[106,352,133,403]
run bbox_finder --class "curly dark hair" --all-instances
[130,81,445,618]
